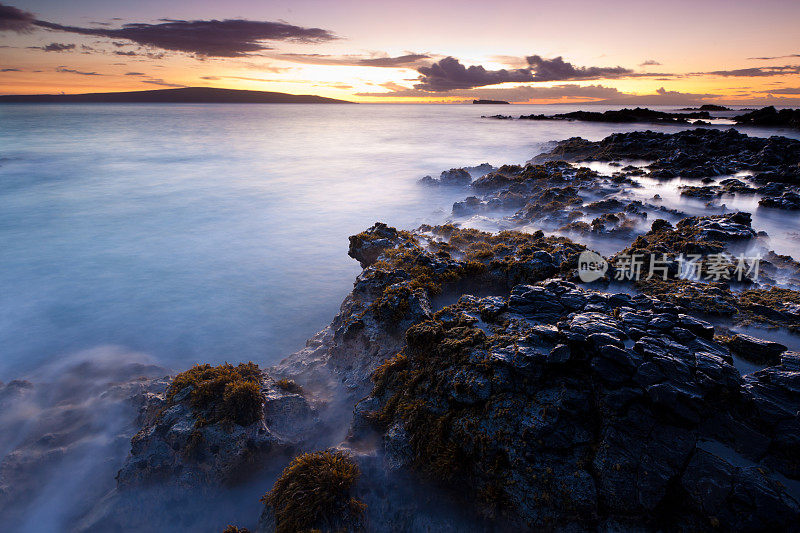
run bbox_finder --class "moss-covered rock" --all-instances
[168,362,263,427]
[117,365,317,488]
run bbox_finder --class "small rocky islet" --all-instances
[4,128,800,531]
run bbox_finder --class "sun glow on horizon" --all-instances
[1,0,799,105]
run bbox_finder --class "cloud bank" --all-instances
[525,55,633,82]
[414,55,636,92]
[702,65,800,77]
[748,54,800,60]
[0,2,34,32]
[0,2,337,57]
[56,66,102,76]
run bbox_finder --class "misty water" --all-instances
[3,103,799,379]
[2,103,800,529]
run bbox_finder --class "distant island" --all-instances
[472,99,510,104]
[482,107,713,124]
[0,87,354,104]
[678,104,731,111]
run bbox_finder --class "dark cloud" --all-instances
[413,55,638,92]
[125,71,145,76]
[273,53,430,68]
[748,54,800,60]
[701,65,800,76]
[764,87,800,95]
[36,42,75,52]
[0,3,337,57]
[415,56,535,91]
[361,54,429,67]
[32,19,337,56]
[525,55,633,82]
[55,66,102,76]
[0,3,35,32]
[1,67,21,71]
[639,59,661,66]
[115,50,137,56]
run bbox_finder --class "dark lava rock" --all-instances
[348,222,402,268]
[760,191,800,210]
[464,162,494,177]
[692,211,757,241]
[680,185,721,199]
[734,106,800,130]
[418,168,472,186]
[678,314,715,339]
[439,168,472,186]
[471,171,518,192]
[365,280,800,530]
[729,333,788,365]
[452,196,483,216]
[116,367,318,488]
[532,129,800,183]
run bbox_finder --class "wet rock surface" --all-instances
[419,164,494,186]
[729,334,787,365]
[734,106,800,130]
[533,128,800,182]
[115,367,319,488]
[760,191,800,210]
[362,280,800,530]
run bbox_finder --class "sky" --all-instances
[1,0,799,104]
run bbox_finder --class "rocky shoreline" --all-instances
[483,106,800,130]
[3,128,800,531]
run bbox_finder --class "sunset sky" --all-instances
[1,0,799,104]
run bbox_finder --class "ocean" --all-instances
[3,103,798,379]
